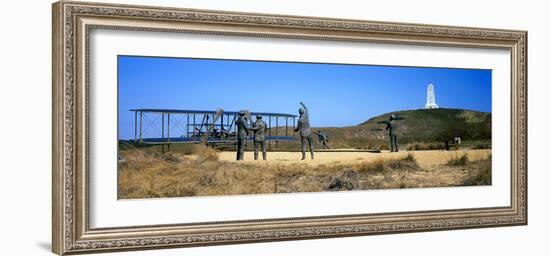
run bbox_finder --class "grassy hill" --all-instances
[275,108,491,149]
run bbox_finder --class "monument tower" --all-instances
[424,82,439,109]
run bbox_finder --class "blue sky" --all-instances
[118,55,491,139]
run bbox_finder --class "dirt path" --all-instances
[217,149,491,168]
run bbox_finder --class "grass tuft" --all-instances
[356,159,385,174]
[463,155,492,186]
[447,153,469,166]
[403,153,416,162]
[193,146,219,162]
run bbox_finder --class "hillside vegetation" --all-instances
[273,108,491,149]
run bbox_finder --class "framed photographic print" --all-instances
[52,1,527,255]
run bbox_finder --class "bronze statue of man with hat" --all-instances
[251,114,268,160]
[235,110,249,160]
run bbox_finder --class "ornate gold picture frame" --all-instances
[52,1,527,255]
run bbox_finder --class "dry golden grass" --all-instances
[118,148,492,199]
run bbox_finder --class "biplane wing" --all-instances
[129,108,298,148]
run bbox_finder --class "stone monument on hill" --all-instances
[425,82,439,109]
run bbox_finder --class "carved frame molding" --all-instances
[52,1,527,255]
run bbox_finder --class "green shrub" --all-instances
[407,142,446,151]
[472,143,491,149]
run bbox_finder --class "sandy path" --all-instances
[218,149,491,168]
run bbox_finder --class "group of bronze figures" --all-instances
[234,111,268,161]
[235,102,400,161]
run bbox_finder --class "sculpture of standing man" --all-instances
[251,115,268,160]
[378,114,402,152]
[235,110,249,160]
[294,102,314,160]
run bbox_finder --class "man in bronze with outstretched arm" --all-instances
[294,102,314,160]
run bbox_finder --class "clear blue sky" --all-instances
[118,55,491,139]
